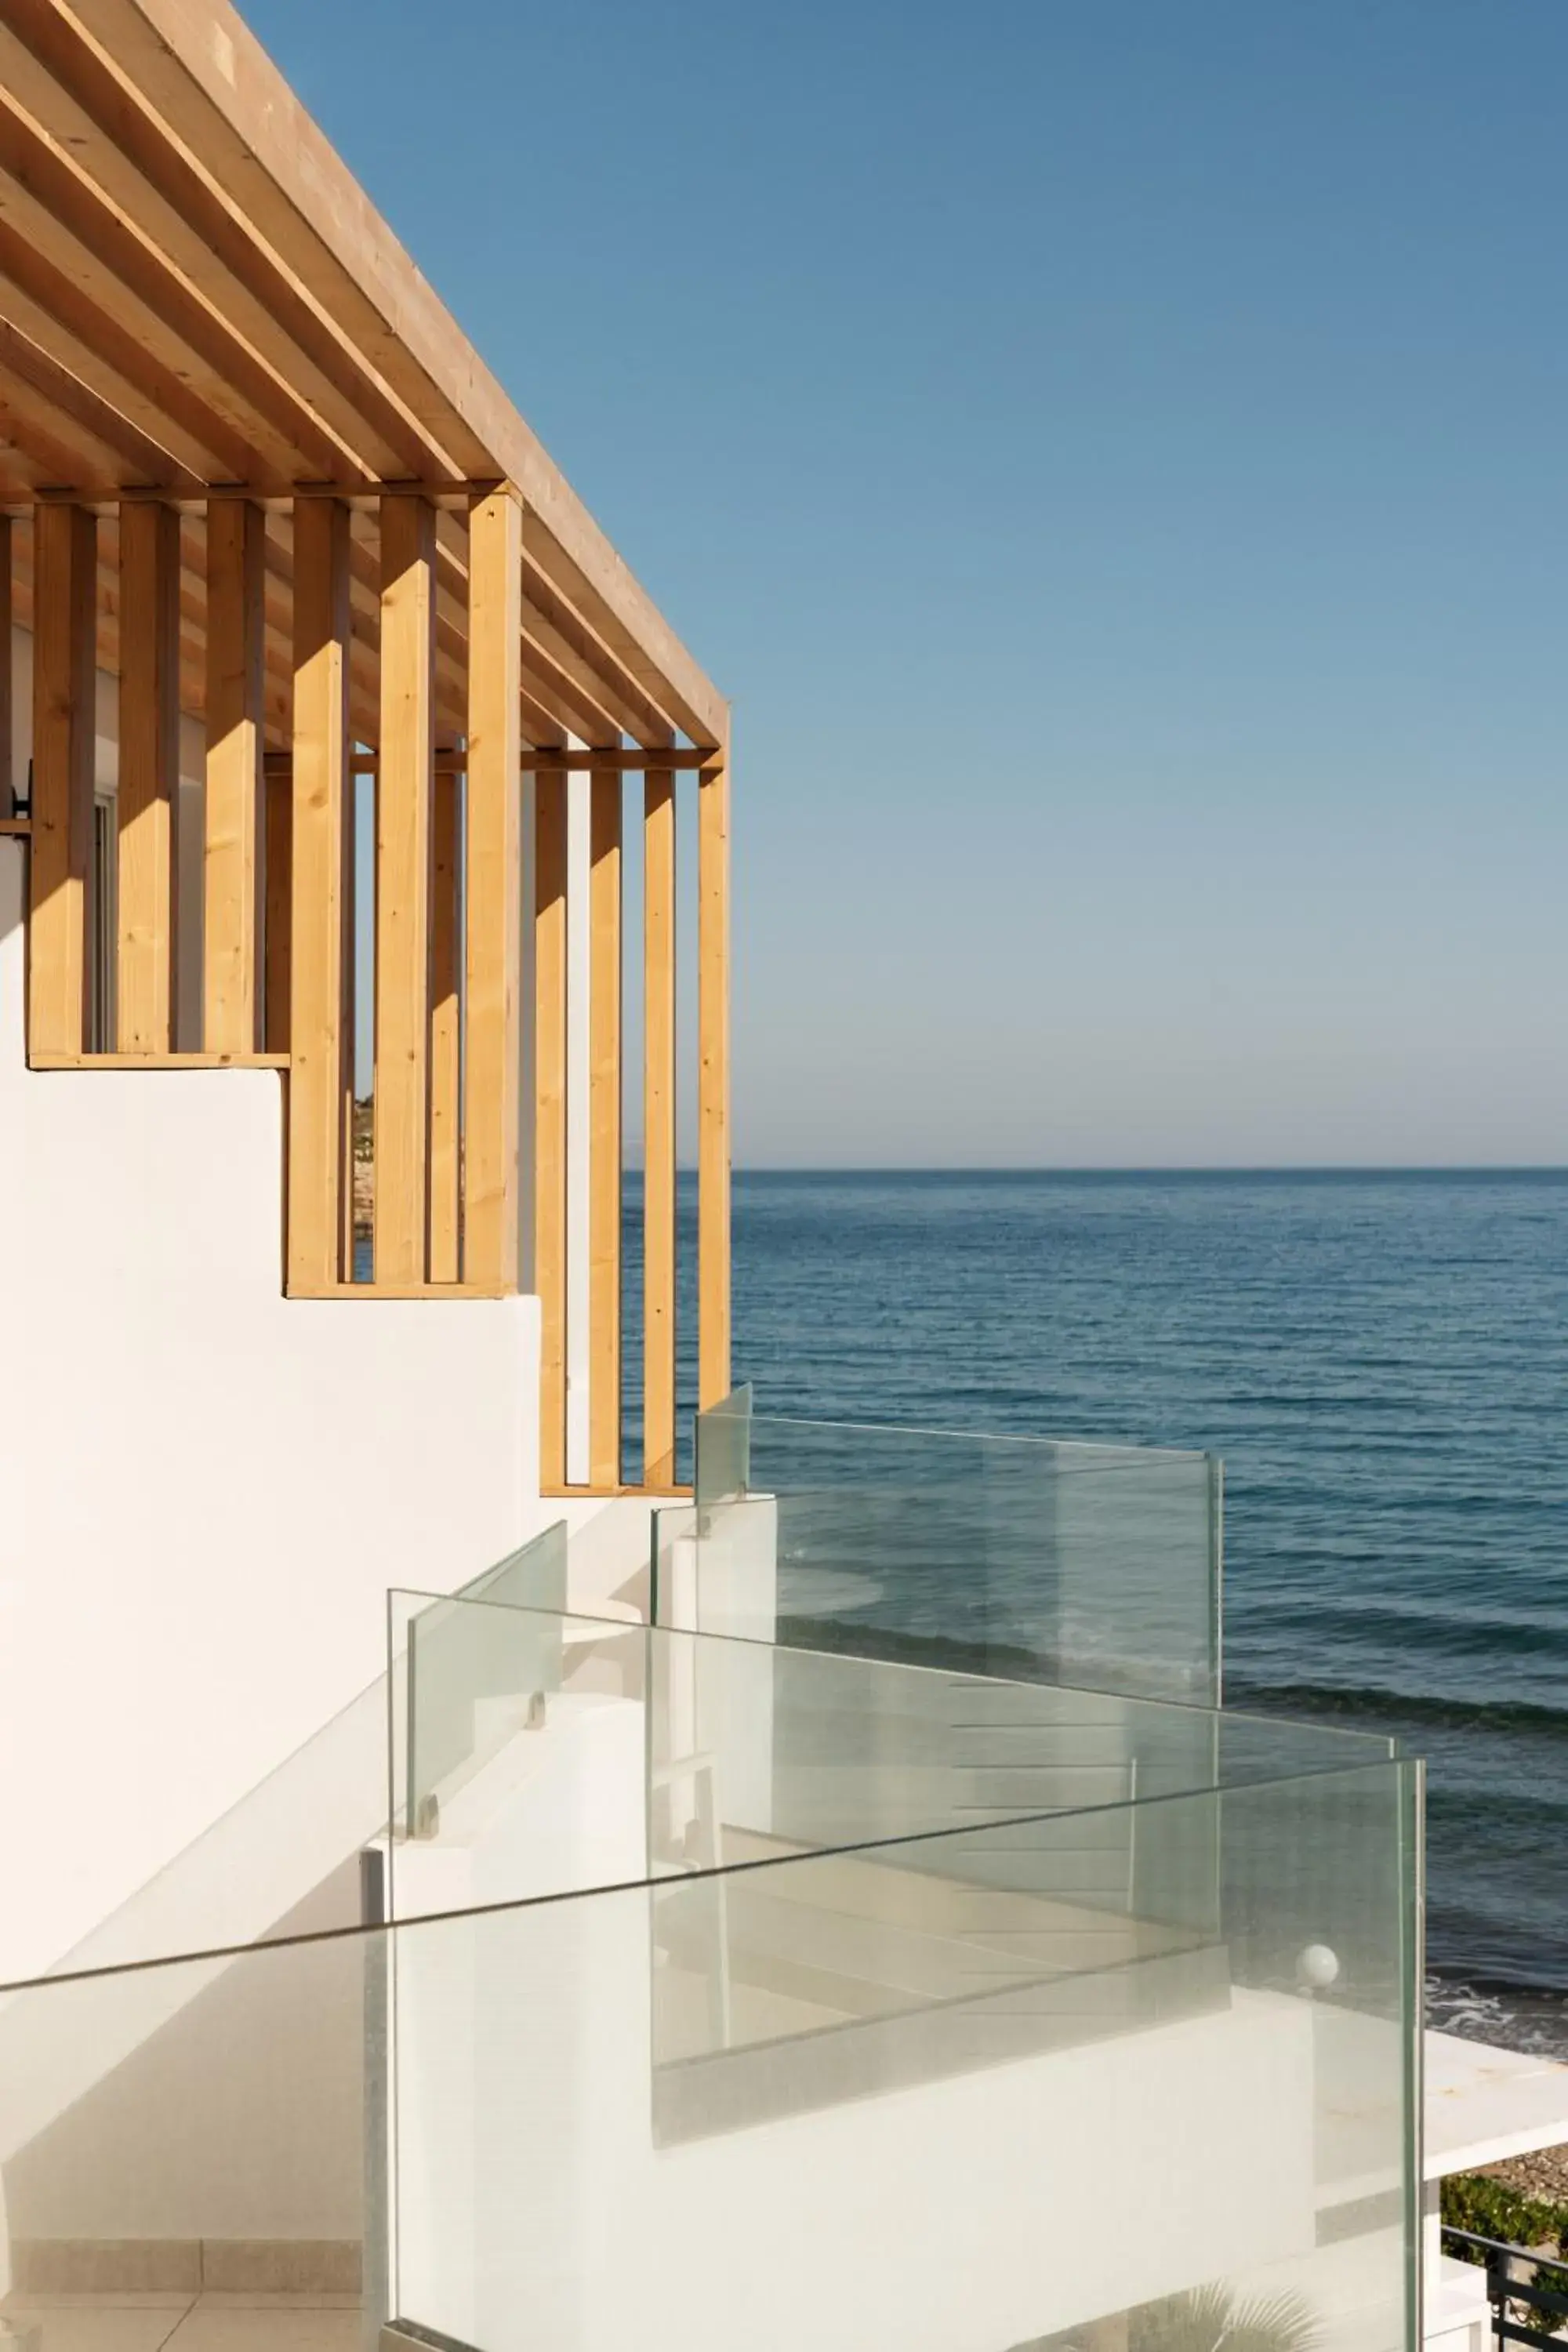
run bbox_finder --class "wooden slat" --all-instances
[0,514,12,818]
[434,511,662,749]
[588,765,622,1489]
[463,485,522,1288]
[286,493,350,1292]
[263,761,291,1052]
[428,766,460,1285]
[203,494,264,1053]
[20,525,287,742]
[28,500,95,1058]
[643,769,677,1486]
[116,498,179,1051]
[373,491,435,1286]
[697,745,731,1410]
[534,764,568,1487]
[342,768,359,1276]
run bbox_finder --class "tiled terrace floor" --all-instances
[0,2293,361,2352]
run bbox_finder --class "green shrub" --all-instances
[1443,2172,1568,2254]
[1443,2172,1568,2297]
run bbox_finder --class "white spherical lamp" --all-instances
[1296,1942,1341,1993]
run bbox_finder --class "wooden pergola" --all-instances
[0,0,731,1494]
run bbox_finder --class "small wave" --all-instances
[1228,1679,1568,1737]
[1234,1602,1568,1661]
[1428,1973,1568,2063]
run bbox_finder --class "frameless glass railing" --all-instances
[20,1525,579,1984]
[385,1592,1397,1915]
[0,1535,1417,2352]
[393,1522,572,1844]
[377,1589,1417,2339]
[0,1693,1421,2352]
[661,1389,1224,1704]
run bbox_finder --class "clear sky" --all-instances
[251,0,1566,1167]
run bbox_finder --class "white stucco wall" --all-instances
[0,837,543,1984]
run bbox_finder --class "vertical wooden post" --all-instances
[374,492,436,1286]
[0,515,12,821]
[588,764,622,1488]
[116,500,180,1053]
[30,502,96,1059]
[264,767,292,1053]
[463,486,523,1288]
[697,737,731,1410]
[287,495,351,1293]
[204,495,266,1055]
[535,761,568,1485]
[643,768,677,1486]
[428,765,461,1284]
[342,768,359,1275]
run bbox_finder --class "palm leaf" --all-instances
[1005,2281,1320,2352]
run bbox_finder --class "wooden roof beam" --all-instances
[0,216,242,480]
[0,96,355,482]
[0,353,137,488]
[0,0,448,481]
[0,314,201,491]
[430,510,671,747]
[67,0,727,742]
[518,517,713,746]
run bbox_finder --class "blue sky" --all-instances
[252,0,1567,1166]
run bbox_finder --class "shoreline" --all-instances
[1429,1972,1568,2063]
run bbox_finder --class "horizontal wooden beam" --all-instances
[9,477,508,516]
[0,815,31,834]
[290,1282,513,1301]
[30,1049,289,1069]
[261,744,723,777]
[526,746,721,770]
[543,1484,695,1502]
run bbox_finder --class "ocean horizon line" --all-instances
[628,1160,1568,1179]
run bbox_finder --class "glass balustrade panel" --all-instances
[694,1397,1222,1705]
[0,1756,1415,2352]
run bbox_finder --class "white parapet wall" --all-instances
[0,837,543,1983]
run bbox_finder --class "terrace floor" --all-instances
[0,2293,360,2352]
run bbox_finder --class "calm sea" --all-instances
[716,1167,1568,2058]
